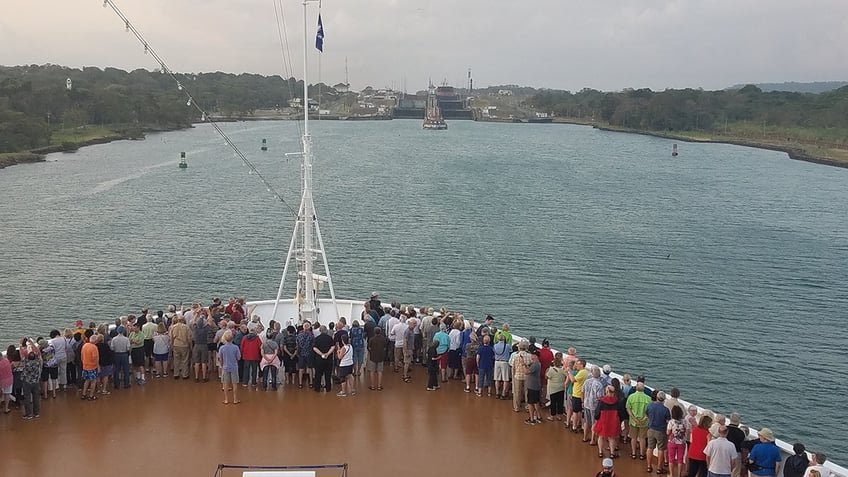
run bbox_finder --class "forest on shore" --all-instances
[2,64,847,167]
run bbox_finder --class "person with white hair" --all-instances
[401,318,417,383]
[600,364,613,387]
[582,365,605,445]
[626,381,651,460]
[391,315,408,376]
[433,323,450,383]
[710,414,727,439]
[509,340,532,413]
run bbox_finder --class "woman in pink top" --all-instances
[0,346,14,413]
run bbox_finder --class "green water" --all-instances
[1,120,846,461]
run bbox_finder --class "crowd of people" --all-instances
[0,292,833,477]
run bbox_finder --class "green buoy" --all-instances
[261,138,268,151]
[178,151,188,169]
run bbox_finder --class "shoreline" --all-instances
[2,119,845,171]
[591,124,848,169]
[0,126,188,171]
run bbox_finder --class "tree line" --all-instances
[0,64,330,153]
[529,85,848,144]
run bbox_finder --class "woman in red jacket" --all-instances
[239,329,263,387]
[687,414,713,477]
[594,385,622,459]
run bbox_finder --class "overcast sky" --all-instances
[3,0,848,92]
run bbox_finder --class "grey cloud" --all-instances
[3,0,847,92]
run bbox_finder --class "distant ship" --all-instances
[394,83,473,120]
[423,85,448,130]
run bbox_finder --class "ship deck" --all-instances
[3,369,645,477]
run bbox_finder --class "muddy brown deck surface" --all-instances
[3,371,648,476]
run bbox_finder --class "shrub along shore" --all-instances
[2,119,846,171]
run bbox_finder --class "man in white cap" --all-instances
[594,458,618,477]
[600,364,613,387]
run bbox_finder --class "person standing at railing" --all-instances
[476,335,495,397]
[366,327,387,391]
[746,428,781,477]
[802,453,830,477]
[688,414,713,477]
[583,366,605,446]
[493,333,512,400]
[312,326,335,393]
[509,340,532,413]
[646,391,672,474]
[626,381,651,461]
[726,414,747,477]
[20,342,42,419]
[569,358,589,434]
[169,316,191,380]
[780,444,808,477]
[704,425,738,477]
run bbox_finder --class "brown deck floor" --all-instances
[3,369,648,477]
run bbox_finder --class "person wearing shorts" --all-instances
[80,333,100,401]
[366,327,387,390]
[365,359,384,373]
[141,318,157,370]
[192,342,209,381]
[626,381,651,459]
[96,335,113,396]
[218,331,241,404]
[129,324,147,385]
[336,335,355,396]
[40,365,59,396]
[295,324,314,388]
[646,392,671,473]
[492,335,511,399]
[524,353,542,424]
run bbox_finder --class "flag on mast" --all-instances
[315,14,324,52]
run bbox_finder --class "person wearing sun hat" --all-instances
[747,428,781,477]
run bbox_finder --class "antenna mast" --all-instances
[272,0,339,325]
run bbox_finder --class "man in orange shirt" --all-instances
[81,330,101,401]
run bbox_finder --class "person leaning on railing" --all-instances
[746,428,781,477]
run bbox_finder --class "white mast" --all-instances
[271,0,339,325]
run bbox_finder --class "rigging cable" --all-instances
[273,0,303,139]
[101,0,297,218]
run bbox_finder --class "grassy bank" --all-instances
[0,151,45,169]
[590,123,848,168]
[0,124,178,171]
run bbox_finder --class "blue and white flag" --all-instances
[315,14,324,52]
